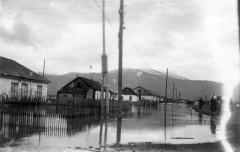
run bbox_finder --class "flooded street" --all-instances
[0,103,221,151]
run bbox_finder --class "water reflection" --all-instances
[116,117,122,145]
[99,115,103,150]
[137,105,141,118]
[0,103,223,151]
[199,113,203,124]
[104,115,109,149]
[110,104,219,145]
[98,115,109,151]
[164,103,167,141]
[0,111,110,149]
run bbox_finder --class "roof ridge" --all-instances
[0,56,50,83]
[122,87,138,96]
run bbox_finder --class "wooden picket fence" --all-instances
[0,112,121,138]
[0,95,132,118]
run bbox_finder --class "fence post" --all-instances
[1,94,3,113]
[55,98,58,115]
[72,98,75,117]
[67,98,70,118]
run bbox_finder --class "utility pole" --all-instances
[101,0,109,115]
[117,0,124,145]
[175,88,178,100]
[42,59,45,78]
[179,92,180,100]
[238,0,240,102]
[165,69,168,100]
[118,0,124,118]
[164,68,168,141]
[172,83,175,100]
[90,65,93,80]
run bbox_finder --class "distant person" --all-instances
[210,97,217,113]
[198,98,203,109]
[210,118,216,134]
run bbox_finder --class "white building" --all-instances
[133,86,159,102]
[122,87,139,102]
[0,56,50,100]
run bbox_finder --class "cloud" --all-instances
[0,0,238,82]
[0,21,35,46]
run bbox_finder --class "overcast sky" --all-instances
[0,0,239,82]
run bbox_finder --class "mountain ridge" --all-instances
[44,68,223,100]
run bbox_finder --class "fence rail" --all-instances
[0,96,132,118]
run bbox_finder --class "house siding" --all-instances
[95,91,111,100]
[122,95,138,102]
[57,77,115,102]
[141,95,157,101]
[0,77,47,99]
[57,93,74,103]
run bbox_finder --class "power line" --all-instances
[105,0,197,7]
[93,0,166,82]
[93,0,118,35]
[125,29,149,69]
[93,0,178,89]
[125,28,168,82]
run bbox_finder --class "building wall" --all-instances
[133,87,144,95]
[114,94,139,102]
[141,95,157,101]
[87,89,94,99]
[57,90,112,102]
[122,95,138,102]
[57,93,74,103]
[133,87,158,101]
[95,91,102,100]
[0,77,48,99]
[95,91,111,100]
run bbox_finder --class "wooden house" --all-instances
[132,86,159,102]
[57,77,114,102]
[122,87,139,102]
[0,56,50,100]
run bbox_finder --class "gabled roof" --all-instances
[57,88,87,94]
[145,88,160,97]
[133,86,159,97]
[57,77,115,94]
[122,87,138,96]
[0,56,50,84]
[79,77,102,90]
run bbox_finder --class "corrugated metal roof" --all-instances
[0,56,50,83]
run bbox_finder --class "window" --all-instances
[77,82,82,88]
[37,85,42,97]
[11,82,18,98]
[129,96,132,101]
[21,83,28,98]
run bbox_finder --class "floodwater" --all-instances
[0,103,221,151]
